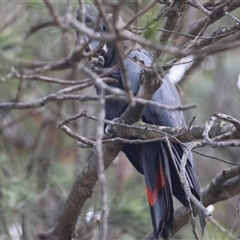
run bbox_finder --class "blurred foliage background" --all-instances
[0,0,240,239]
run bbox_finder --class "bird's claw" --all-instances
[105,117,119,135]
[89,55,105,74]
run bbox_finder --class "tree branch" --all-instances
[48,63,162,240]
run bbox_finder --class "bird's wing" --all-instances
[108,47,205,236]
[143,78,206,232]
[122,51,176,238]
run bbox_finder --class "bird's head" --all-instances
[76,5,108,57]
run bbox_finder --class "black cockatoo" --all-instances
[77,5,205,239]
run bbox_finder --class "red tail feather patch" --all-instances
[146,167,165,207]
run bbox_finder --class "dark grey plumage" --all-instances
[77,5,206,238]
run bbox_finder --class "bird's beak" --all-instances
[84,34,108,57]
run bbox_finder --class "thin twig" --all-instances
[43,0,67,29]
[95,69,108,240]
[203,114,240,148]
[59,125,94,147]
[180,144,237,239]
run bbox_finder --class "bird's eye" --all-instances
[103,24,107,32]
[85,16,92,23]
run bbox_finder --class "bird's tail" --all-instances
[171,143,206,234]
[142,142,174,239]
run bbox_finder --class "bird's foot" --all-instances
[105,117,119,135]
[89,54,105,74]
[140,68,163,93]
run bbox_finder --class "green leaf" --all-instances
[144,20,158,40]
